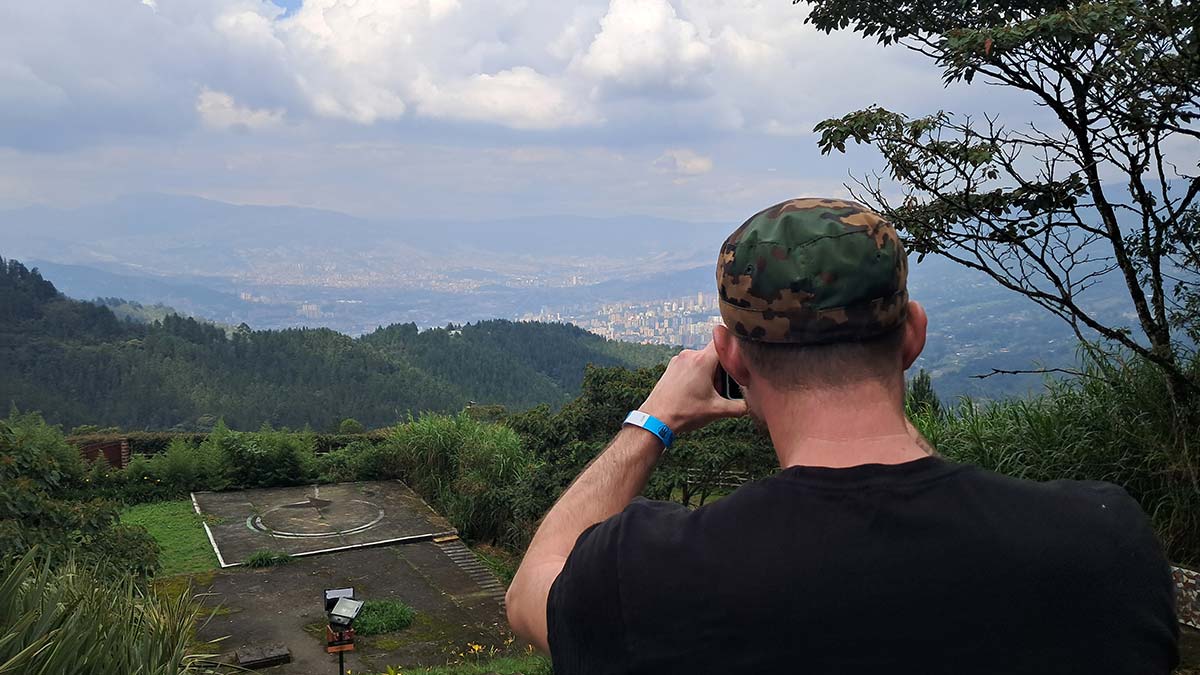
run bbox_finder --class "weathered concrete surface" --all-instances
[194,543,512,674]
[1181,626,1200,674]
[193,481,455,565]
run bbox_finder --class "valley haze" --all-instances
[3,193,1132,400]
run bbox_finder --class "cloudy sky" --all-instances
[0,0,1029,222]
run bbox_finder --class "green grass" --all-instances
[470,544,517,585]
[244,550,292,568]
[355,599,417,636]
[120,500,218,576]
[374,654,551,675]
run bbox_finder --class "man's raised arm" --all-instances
[505,342,746,653]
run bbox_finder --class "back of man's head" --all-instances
[716,198,909,392]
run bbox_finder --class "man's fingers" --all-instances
[712,394,748,418]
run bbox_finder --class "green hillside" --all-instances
[0,256,674,431]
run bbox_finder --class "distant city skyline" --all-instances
[523,292,720,348]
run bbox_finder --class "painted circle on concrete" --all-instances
[246,498,385,539]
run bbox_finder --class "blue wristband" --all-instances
[623,410,675,448]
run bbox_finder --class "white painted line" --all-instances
[288,530,459,560]
[193,491,237,569]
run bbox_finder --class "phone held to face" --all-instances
[716,364,744,400]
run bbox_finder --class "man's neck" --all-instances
[759,382,931,469]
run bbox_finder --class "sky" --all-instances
[0,0,1034,223]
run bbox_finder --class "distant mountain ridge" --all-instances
[1,193,724,275]
[1,193,1147,401]
[0,256,673,431]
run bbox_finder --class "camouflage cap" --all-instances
[717,197,908,344]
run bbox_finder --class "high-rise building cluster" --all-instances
[520,292,722,347]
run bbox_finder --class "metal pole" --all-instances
[338,649,344,675]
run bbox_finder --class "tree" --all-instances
[798,0,1200,401]
[906,369,943,416]
[338,417,366,434]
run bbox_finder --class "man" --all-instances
[506,198,1179,674]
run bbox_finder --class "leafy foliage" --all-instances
[914,348,1200,565]
[369,414,535,546]
[801,0,1200,401]
[0,256,671,431]
[0,411,159,576]
[503,364,778,543]
[906,368,943,416]
[218,423,316,489]
[354,599,417,636]
[0,551,220,675]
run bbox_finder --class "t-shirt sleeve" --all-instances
[546,514,629,675]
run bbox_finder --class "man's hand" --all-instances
[507,343,746,653]
[640,342,747,434]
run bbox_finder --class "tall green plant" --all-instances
[215,423,317,489]
[915,350,1199,564]
[0,551,222,675]
[380,414,536,546]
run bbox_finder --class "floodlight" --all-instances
[324,587,354,612]
[329,597,364,629]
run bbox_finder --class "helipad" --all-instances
[192,481,457,567]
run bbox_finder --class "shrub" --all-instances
[312,438,393,483]
[338,417,366,434]
[447,421,531,546]
[0,551,221,675]
[245,549,292,568]
[915,350,1200,565]
[220,425,316,489]
[354,599,416,635]
[0,411,160,576]
[380,414,535,546]
[148,438,226,493]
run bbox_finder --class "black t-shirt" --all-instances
[547,456,1179,674]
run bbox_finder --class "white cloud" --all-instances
[413,67,597,130]
[274,0,595,129]
[576,0,712,96]
[654,148,713,175]
[197,89,284,131]
[0,0,968,144]
[0,0,1037,222]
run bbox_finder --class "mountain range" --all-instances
[0,256,673,431]
[1,193,1141,400]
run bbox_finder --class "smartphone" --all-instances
[715,364,744,400]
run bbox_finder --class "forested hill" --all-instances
[0,257,674,431]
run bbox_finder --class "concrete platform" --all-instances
[192,481,456,566]
[192,542,512,674]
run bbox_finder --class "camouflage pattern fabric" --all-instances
[717,197,908,344]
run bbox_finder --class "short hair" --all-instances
[736,327,904,390]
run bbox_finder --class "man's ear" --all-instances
[713,324,751,386]
[900,301,928,370]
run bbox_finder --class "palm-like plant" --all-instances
[0,550,225,675]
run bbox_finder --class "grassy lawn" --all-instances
[121,500,218,576]
[374,654,550,675]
